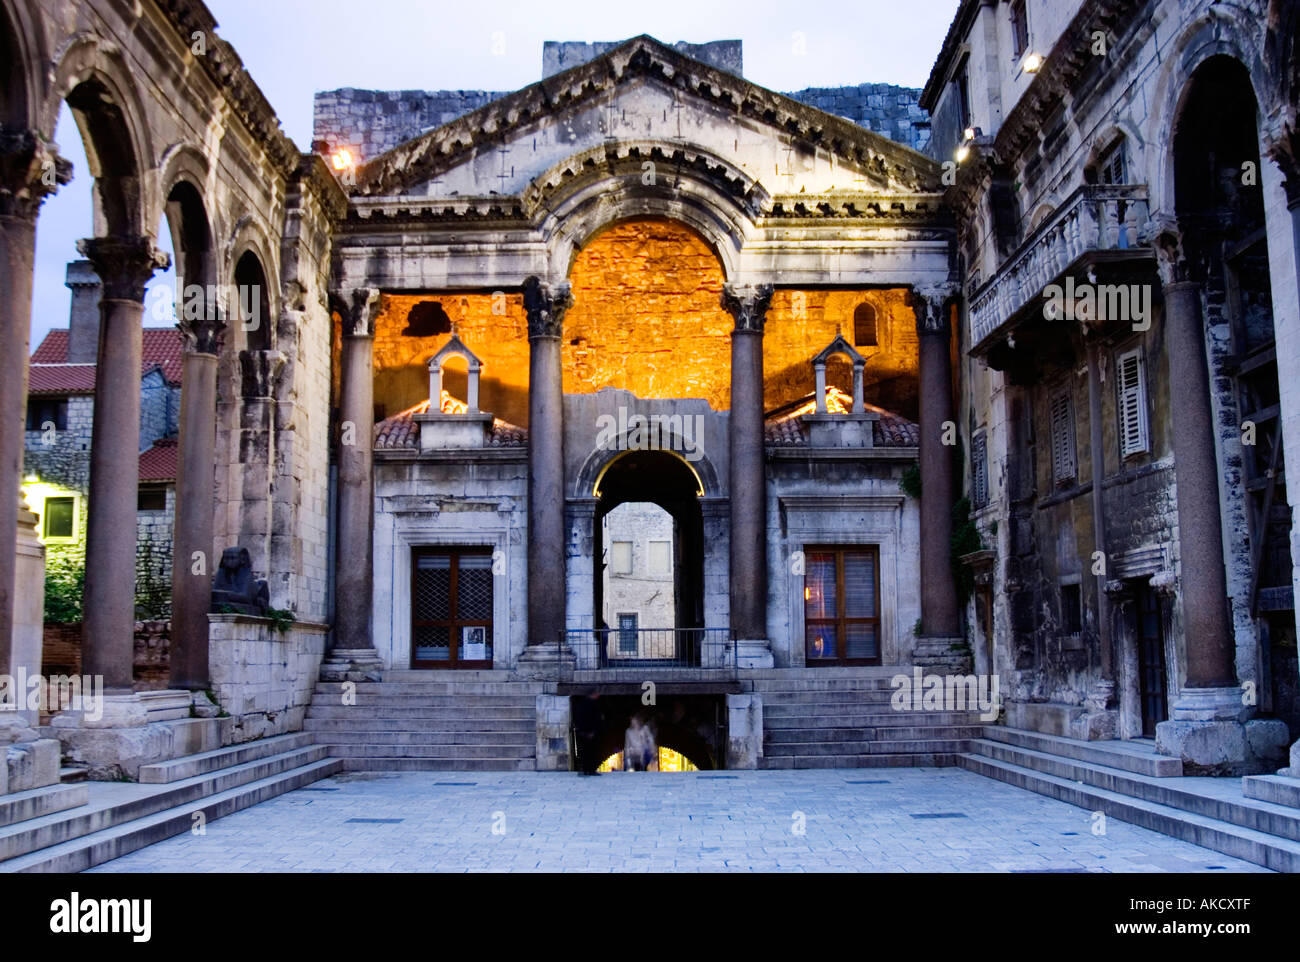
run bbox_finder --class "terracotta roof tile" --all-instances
[27,364,97,395]
[763,388,919,447]
[30,327,184,385]
[138,437,179,482]
[373,394,528,449]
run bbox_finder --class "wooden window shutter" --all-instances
[1116,348,1149,458]
[1050,390,1076,485]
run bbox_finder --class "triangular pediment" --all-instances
[353,35,942,200]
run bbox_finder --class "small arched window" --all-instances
[403,301,452,337]
[233,251,271,352]
[853,302,878,347]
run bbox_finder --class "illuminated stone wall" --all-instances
[368,218,919,423]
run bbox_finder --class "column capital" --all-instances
[1142,214,1193,287]
[76,236,169,301]
[907,283,958,335]
[340,287,381,337]
[177,312,225,356]
[721,282,773,333]
[0,125,71,219]
[523,276,573,338]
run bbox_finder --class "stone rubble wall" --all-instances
[41,621,172,690]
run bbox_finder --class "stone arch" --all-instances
[48,33,155,237]
[575,443,718,501]
[1147,11,1270,220]
[232,248,274,354]
[227,217,279,344]
[1082,123,1143,182]
[528,141,764,283]
[0,0,42,130]
[158,153,217,307]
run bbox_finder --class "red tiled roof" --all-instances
[27,364,97,395]
[138,437,179,482]
[373,394,528,449]
[764,388,919,447]
[30,328,184,385]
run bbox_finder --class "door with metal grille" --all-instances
[411,547,494,668]
[1135,584,1167,738]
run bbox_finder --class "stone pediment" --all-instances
[352,35,943,202]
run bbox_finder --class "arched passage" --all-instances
[591,449,707,667]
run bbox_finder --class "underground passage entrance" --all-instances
[574,449,720,668]
[569,692,724,772]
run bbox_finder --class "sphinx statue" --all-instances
[210,546,271,615]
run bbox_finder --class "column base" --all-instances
[514,644,576,680]
[1282,739,1300,778]
[1168,686,1248,722]
[1156,699,1291,776]
[319,648,383,682]
[49,690,193,729]
[912,635,972,675]
[727,639,774,670]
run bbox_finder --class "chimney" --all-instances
[65,260,101,364]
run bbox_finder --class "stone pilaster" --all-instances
[722,283,773,668]
[169,307,225,690]
[78,236,170,695]
[908,283,968,673]
[1084,337,1115,715]
[517,277,573,674]
[0,128,69,678]
[322,288,383,681]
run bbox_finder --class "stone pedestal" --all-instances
[1156,687,1291,775]
[725,692,763,769]
[514,642,576,679]
[318,647,383,682]
[725,638,774,670]
[209,614,328,739]
[9,496,45,726]
[535,694,571,771]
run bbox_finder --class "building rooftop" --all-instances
[30,328,185,388]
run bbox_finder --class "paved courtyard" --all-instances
[87,768,1267,872]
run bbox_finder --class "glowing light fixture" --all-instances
[1022,52,1044,73]
[963,127,977,142]
[331,148,354,171]
[955,144,971,163]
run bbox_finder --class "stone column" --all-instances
[909,283,967,672]
[722,283,774,668]
[322,288,383,681]
[1152,227,1289,771]
[78,236,169,696]
[517,277,573,674]
[1085,338,1115,716]
[169,308,225,690]
[0,130,68,676]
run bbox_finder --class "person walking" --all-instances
[624,714,657,772]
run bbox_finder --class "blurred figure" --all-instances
[624,714,657,772]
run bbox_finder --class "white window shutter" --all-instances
[1050,391,1076,484]
[1117,348,1149,457]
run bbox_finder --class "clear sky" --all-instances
[29,0,959,350]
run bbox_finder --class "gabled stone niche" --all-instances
[804,332,878,448]
[414,333,494,450]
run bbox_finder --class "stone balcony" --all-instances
[968,184,1153,354]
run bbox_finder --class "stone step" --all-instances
[137,733,316,784]
[969,739,1300,842]
[1242,775,1300,809]
[3,758,341,873]
[763,738,974,757]
[743,667,904,681]
[59,766,89,784]
[313,682,548,696]
[308,693,538,705]
[323,743,533,760]
[317,730,534,746]
[302,702,533,717]
[338,756,536,772]
[958,752,1300,872]
[764,709,986,727]
[982,726,1182,777]
[765,725,985,744]
[380,670,535,683]
[760,752,964,769]
[303,715,533,731]
[0,745,330,864]
[0,784,88,829]
[759,690,903,703]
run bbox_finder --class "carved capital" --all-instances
[340,287,381,338]
[1142,215,1190,287]
[1262,106,1300,208]
[0,125,71,219]
[721,283,774,334]
[76,236,169,302]
[907,283,958,335]
[523,276,573,339]
[177,311,225,356]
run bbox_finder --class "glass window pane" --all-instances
[44,497,74,539]
[845,623,878,660]
[804,552,836,620]
[805,623,838,660]
[844,551,876,618]
[457,554,493,620]
[413,625,450,661]
[414,554,451,620]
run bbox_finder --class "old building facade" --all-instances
[0,0,1298,854]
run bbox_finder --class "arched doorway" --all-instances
[1172,55,1297,733]
[590,449,707,667]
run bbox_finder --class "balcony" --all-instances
[968,184,1153,354]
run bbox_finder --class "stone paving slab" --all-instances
[85,768,1269,873]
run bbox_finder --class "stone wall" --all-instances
[208,615,328,742]
[783,83,930,154]
[41,621,172,690]
[602,501,675,630]
[135,486,175,620]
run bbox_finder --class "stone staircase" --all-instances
[0,732,338,872]
[751,669,990,769]
[959,727,1300,872]
[303,672,542,771]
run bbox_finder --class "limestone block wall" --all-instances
[372,456,529,669]
[783,83,930,154]
[602,501,675,630]
[135,485,175,619]
[208,615,328,743]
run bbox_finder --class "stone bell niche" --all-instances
[415,333,494,450]
[806,331,878,448]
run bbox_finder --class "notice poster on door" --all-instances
[462,626,487,661]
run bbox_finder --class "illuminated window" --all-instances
[804,546,880,664]
[42,496,75,540]
[853,302,878,347]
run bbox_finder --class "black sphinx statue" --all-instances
[210,546,271,615]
